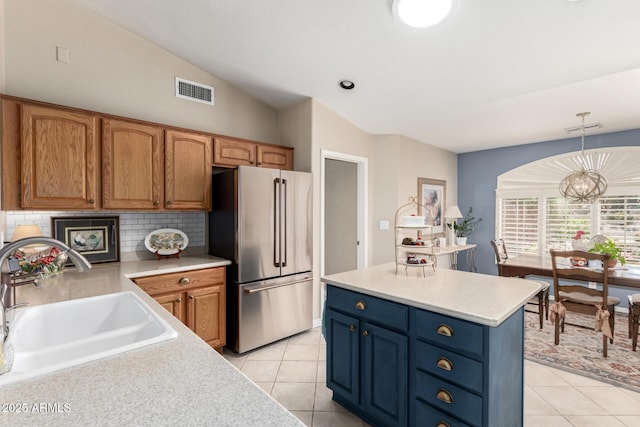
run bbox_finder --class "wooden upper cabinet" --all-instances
[165,130,212,210]
[21,104,99,209]
[102,119,164,209]
[213,137,257,167]
[213,136,293,170]
[257,144,293,170]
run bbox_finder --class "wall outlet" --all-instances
[588,281,597,289]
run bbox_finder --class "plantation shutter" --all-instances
[599,195,640,265]
[497,197,539,256]
[545,197,591,253]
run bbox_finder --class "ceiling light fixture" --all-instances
[559,112,607,204]
[392,0,454,28]
[339,80,355,90]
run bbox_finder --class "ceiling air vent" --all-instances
[175,77,214,106]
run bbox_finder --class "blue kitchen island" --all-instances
[321,262,542,427]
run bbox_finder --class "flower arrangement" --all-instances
[571,230,591,251]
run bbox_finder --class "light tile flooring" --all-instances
[223,327,640,426]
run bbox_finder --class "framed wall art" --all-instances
[417,178,446,237]
[51,216,120,264]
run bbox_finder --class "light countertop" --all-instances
[321,262,543,327]
[0,256,303,426]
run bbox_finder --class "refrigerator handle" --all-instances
[273,177,280,267]
[282,178,287,267]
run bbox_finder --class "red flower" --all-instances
[573,230,586,240]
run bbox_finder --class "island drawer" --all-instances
[415,399,472,427]
[415,340,483,394]
[415,370,482,427]
[326,286,408,332]
[134,267,225,295]
[413,309,484,358]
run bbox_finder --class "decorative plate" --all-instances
[144,228,189,255]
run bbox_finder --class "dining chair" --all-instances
[549,249,620,358]
[491,239,550,328]
[628,294,640,351]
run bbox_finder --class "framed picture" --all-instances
[51,216,120,264]
[417,178,446,237]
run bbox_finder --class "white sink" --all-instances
[0,291,177,385]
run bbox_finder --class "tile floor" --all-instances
[222,327,640,426]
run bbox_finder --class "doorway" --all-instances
[320,150,368,278]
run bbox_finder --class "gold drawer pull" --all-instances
[436,389,454,404]
[355,300,367,310]
[437,422,451,427]
[363,330,369,336]
[349,325,356,332]
[437,324,454,337]
[436,357,454,371]
[178,277,191,285]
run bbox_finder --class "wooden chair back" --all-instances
[490,239,509,276]
[549,249,610,311]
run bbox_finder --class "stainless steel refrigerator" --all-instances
[209,165,313,353]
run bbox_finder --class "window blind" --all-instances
[545,197,591,254]
[498,197,539,256]
[599,195,640,265]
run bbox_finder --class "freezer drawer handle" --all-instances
[243,277,310,294]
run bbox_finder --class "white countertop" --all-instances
[0,256,303,426]
[321,262,543,327]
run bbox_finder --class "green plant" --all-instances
[447,207,482,238]
[589,239,626,266]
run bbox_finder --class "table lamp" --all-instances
[443,205,463,246]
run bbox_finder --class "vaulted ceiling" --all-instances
[76,0,640,153]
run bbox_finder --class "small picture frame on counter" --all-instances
[51,216,120,264]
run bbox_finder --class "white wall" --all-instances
[3,0,279,144]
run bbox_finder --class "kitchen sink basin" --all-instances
[0,291,177,385]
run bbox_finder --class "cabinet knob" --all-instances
[355,301,367,310]
[178,277,191,285]
[363,330,369,336]
[436,324,454,337]
[166,200,173,206]
[153,200,160,206]
[88,198,95,204]
[436,357,454,372]
[437,422,451,427]
[349,325,356,332]
[188,295,194,300]
[176,298,181,303]
[436,389,454,404]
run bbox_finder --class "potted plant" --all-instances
[447,207,482,245]
[589,239,626,267]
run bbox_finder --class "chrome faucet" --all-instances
[0,237,92,341]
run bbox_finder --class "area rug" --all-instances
[524,309,640,393]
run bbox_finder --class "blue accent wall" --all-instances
[457,128,640,305]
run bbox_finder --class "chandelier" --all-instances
[559,112,607,204]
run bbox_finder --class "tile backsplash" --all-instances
[4,211,206,254]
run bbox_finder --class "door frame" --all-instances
[320,149,368,279]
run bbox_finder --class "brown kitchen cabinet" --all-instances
[165,130,212,210]
[20,104,99,209]
[102,118,164,209]
[213,136,293,170]
[134,267,226,352]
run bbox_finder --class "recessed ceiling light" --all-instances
[392,0,455,28]
[339,80,355,90]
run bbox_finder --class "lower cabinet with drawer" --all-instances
[325,285,409,426]
[325,285,524,427]
[134,267,226,352]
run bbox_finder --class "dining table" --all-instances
[499,255,640,289]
